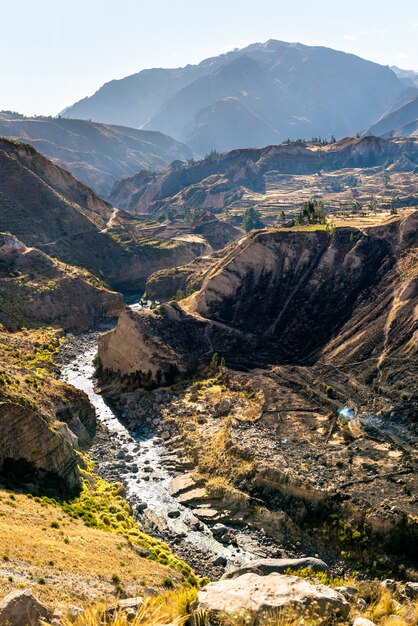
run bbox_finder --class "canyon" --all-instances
[0,50,417,623]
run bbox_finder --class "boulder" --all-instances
[404,582,418,599]
[211,523,229,538]
[0,589,50,626]
[381,579,396,590]
[352,618,377,626]
[335,585,359,599]
[194,573,349,621]
[221,557,330,580]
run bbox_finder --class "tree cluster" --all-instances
[296,199,326,225]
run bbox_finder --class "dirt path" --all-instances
[100,207,119,233]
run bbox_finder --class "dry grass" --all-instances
[0,487,182,610]
[0,327,73,417]
[73,590,417,626]
[57,589,197,626]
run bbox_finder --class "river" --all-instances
[59,330,260,575]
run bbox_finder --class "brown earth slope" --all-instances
[0,139,211,293]
[0,233,122,331]
[99,210,417,415]
[98,211,418,566]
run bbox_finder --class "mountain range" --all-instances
[0,112,191,196]
[366,94,418,138]
[62,40,417,154]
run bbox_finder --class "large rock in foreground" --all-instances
[194,573,349,621]
[0,589,50,626]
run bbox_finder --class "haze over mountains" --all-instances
[0,112,191,196]
[62,40,417,154]
[366,94,418,138]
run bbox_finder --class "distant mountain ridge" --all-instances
[62,40,415,154]
[0,112,192,196]
[366,94,418,138]
[109,135,418,217]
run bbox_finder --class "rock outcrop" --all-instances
[194,573,349,621]
[0,402,82,495]
[0,589,50,626]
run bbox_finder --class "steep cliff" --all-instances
[99,211,418,415]
[0,402,81,495]
[0,327,96,495]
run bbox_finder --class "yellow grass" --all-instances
[0,488,181,610]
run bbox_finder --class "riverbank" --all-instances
[57,331,270,579]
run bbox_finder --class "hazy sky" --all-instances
[2,0,418,116]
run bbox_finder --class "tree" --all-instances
[297,199,326,226]
[390,194,398,215]
[368,198,379,213]
[242,207,265,233]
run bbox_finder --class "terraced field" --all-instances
[227,167,418,225]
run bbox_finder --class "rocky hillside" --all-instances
[98,211,418,574]
[0,138,214,293]
[0,233,123,331]
[366,95,418,138]
[0,327,96,496]
[108,136,418,219]
[0,112,192,197]
[99,211,418,411]
[61,40,414,154]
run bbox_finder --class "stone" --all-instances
[194,573,349,620]
[169,474,204,498]
[161,431,170,441]
[381,579,396,591]
[211,523,229,537]
[352,618,377,626]
[404,582,418,599]
[334,586,359,599]
[212,555,227,566]
[214,399,231,417]
[221,557,330,580]
[105,597,143,619]
[357,598,367,608]
[167,510,181,519]
[0,589,50,626]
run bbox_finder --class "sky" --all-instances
[2,0,418,117]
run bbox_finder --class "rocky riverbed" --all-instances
[57,330,283,579]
